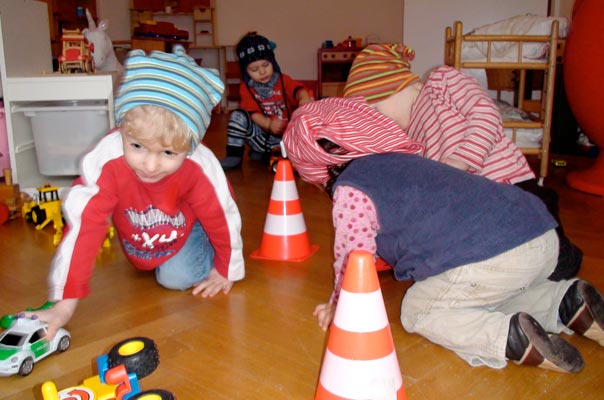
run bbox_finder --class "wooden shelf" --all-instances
[317,48,362,98]
[39,0,98,60]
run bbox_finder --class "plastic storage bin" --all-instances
[20,100,109,176]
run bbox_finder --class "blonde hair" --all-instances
[119,105,193,152]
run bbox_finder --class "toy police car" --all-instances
[0,316,70,376]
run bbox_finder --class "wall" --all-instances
[551,0,576,18]
[96,0,403,80]
[95,0,575,81]
[97,0,130,42]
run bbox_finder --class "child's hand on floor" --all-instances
[192,267,233,298]
[313,303,336,331]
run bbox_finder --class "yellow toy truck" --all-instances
[21,184,64,246]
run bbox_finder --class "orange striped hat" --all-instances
[343,43,420,104]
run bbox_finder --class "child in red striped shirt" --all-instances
[343,43,581,281]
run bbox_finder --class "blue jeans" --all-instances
[155,222,215,290]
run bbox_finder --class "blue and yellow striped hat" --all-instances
[115,45,225,144]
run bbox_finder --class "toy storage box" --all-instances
[20,101,109,176]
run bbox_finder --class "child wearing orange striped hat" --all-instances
[343,43,582,282]
[282,96,604,373]
[22,45,245,340]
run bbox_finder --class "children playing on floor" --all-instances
[282,96,604,373]
[24,45,244,339]
[343,43,582,281]
[219,32,314,171]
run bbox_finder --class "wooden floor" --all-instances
[1,113,603,399]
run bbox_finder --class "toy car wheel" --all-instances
[30,206,46,227]
[107,337,159,379]
[57,335,71,352]
[18,357,34,376]
[129,389,175,400]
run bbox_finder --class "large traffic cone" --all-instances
[314,250,406,400]
[251,158,319,261]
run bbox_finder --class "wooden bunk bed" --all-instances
[444,18,562,185]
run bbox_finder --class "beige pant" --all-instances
[400,229,576,369]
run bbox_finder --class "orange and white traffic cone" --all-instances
[314,250,407,400]
[251,158,319,261]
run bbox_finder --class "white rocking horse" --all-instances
[83,9,123,74]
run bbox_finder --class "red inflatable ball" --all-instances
[563,0,604,195]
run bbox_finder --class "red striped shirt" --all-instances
[407,66,535,184]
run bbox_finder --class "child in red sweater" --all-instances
[220,32,313,170]
[24,45,244,340]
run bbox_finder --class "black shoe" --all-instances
[249,150,271,165]
[559,280,604,346]
[219,156,242,171]
[506,312,584,373]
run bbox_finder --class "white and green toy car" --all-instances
[0,316,70,377]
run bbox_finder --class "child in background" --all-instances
[219,32,314,170]
[343,43,582,281]
[24,45,245,339]
[282,96,604,373]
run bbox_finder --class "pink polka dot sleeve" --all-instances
[329,185,380,304]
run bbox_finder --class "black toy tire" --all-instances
[129,389,175,400]
[107,337,159,379]
[31,206,46,226]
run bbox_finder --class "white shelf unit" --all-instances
[0,1,116,190]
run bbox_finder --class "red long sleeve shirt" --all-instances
[47,131,244,300]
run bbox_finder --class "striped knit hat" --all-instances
[282,97,423,185]
[115,45,225,144]
[236,32,281,80]
[343,43,420,104]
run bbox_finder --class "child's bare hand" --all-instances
[21,299,78,341]
[192,268,233,298]
[444,157,470,171]
[269,118,288,135]
[313,303,336,331]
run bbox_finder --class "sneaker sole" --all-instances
[515,313,584,373]
[568,281,604,346]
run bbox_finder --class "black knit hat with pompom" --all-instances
[236,32,281,77]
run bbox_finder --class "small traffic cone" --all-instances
[375,257,393,272]
[251,158,319,261]
[314,250,406,400]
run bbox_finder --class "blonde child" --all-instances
[25,45,244,339]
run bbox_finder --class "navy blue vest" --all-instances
[334,154,556,281]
